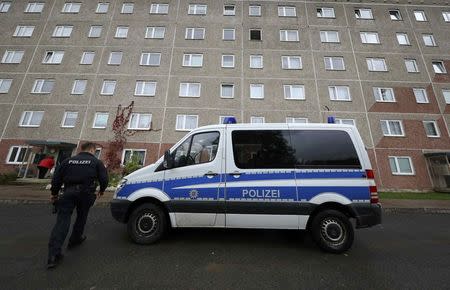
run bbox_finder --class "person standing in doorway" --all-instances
[47,142,108,269]
[37,155,55,179]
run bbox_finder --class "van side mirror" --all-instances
[163,150,174,169]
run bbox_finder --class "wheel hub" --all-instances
[137,213,157,235]
[321,218,344,242]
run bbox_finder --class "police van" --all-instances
[111,120,382,253]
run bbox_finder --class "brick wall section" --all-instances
[432,60,450,83]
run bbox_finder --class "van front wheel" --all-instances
[127,203,167,244]
[310,209,354,254]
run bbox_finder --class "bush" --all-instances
[0,172,17,185]
[108,171,122,188]
[123,155,143,176]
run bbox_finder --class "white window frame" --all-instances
[101,80,116,95]
[443,11,450,22]
[121,3,134,14]
[278,6,296,17]
[324,56,345,71]
[108,51,123,65]
[396,33,410,45]
[52,25,73,38]
[88,25,102,38]
[220,83,234,98]
[6,146,28,164]
[250,116,265,124]
[140,52,161,66]
[13,25,35,37]
[223,28,235,41]
[24,2,44,13]
[405,59,419,73]
[221,54,235,68]
[188,4,207,15]
[432,61,446,74]
[223,4,235,16]
[2,51,24,64]
[92,112,109,129]
[61,111,78,128]
[380,120,405,136]
[182,54,203,67]
[422,34,436,47]
[176,114,198,131]
[0,2,12,13]
[96,2,109,13]
[19,111,44,127]
[414,10,427,22]
[286,117,308,124]
[335,118,355,126]
[320,30,339,43]
[62,2,81,13]
[31,79,54,94]
[281,56,302,70]
[317,7,335,18]
[360,31,380,44]
[128,113,152,130]
[367,58,387,72]
[283,85,305,100]
[355,8,373,19]
[328,86,351,101]
[185,28,205,40]
[150,3,169,14]
[134,81,157,96]
[443,89,450,104]
[389,156,414,175]
[0,79,12,93]
[413,88,429,103]
[280,30,299,42]
[373,87,395,102]
[115,26,129,38]
[249,29,262,41]
[389,10,402,21]
[42,51,64,64]
[249,5,261,16]
[71,79,87,95]
[250,84,264,99]
[80,51,95,65]
[179,82,201,97]
[250,55,263,69]
[423,121,440,138]
[121,149,146,165]
[145,26,165,39]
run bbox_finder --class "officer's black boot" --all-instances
[47,253,63,269]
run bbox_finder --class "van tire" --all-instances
[127,203,167,245]
[310,209,354,254]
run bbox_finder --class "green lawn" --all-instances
[379,191,450,200]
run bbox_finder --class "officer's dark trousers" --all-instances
[48,188,96,257]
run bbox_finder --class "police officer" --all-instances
[47,142,108,269]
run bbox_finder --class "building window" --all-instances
[0,79,12,93]
[396,33,410,45]
[389,156,414,175]
[134,81,156,96]
[93,112,109,129]
[367,58,387,71]
[320,31,339,43]
[128,113,152,130]
[250,55,263,69]
[179,82,201,97]
[19,111,44,127]
[6,146,28,164]
[145,26,165,39]
[360,32,380,44]
[443,11,450,22]
[61,111,78,128]
[286,117,308,124]
[324,56,345,70]
[121,3,134,14]
[108,51,123,65]
[355,8,373,19]
[96,2,109,13]
[183,54,203,67]
[281,56,302,69]
[176,115,198,131]
[223,28,235,41]
[13,26,35,37]
[329,86,351,101]
[317,7,335,18]
[42,51,64,64]
[432,61,446,74]
[423,121,440,137]
[422,34,437,47]
[278,6,296,17]
[443,89,450,104]
[140,52,161,66]
[122,149,146,165]
[25,2,44,13]
[280,30,299,42]
[405,59,419,73]
[150,3,168,14]
[389,9,402,20]
[335,118,355,125]
[188,4,206,15]
[250,116,265,124]
[2,50,24,64]
[62,2,81,13]
[220,84,234,98]
[53,25,73,37]
[373,87,395,102]
[249,5,261,16]
[381,120,404,136]
[31,79,54,94]
[250,84,264,99]
[80,51,95,65]
[219,115,235,124]
[115,26,128,38]
[223,4,235,16]
[250,29,262,40]
[186,28,205,40]
[414,10,427,21]
[222,54,235,68]
[413,88,429,103]
[71,79,87,95]
[101,80,116,95]
[284,85,305,100]
[0,2,12,13]
[88,25,102,38]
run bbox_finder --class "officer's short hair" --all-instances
[81,142,97,152]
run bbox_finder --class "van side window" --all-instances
[232,130,296,169]
[290,130,361,169]
[172,132,220,168]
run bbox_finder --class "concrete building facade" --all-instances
[0,0,449,191]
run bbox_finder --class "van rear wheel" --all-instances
[127,203,167,244]
[310,209,354,254]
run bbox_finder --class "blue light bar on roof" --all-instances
[223,117,237,124]
[327,116,335,124]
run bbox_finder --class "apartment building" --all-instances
[0,0,449,191]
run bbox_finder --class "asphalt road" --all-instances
[0,204,449,290]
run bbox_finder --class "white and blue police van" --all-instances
[111,118,382,253]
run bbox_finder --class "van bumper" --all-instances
[349,203,382,228]
[110,199,132,223]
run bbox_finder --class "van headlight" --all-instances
[113,178,127,199]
